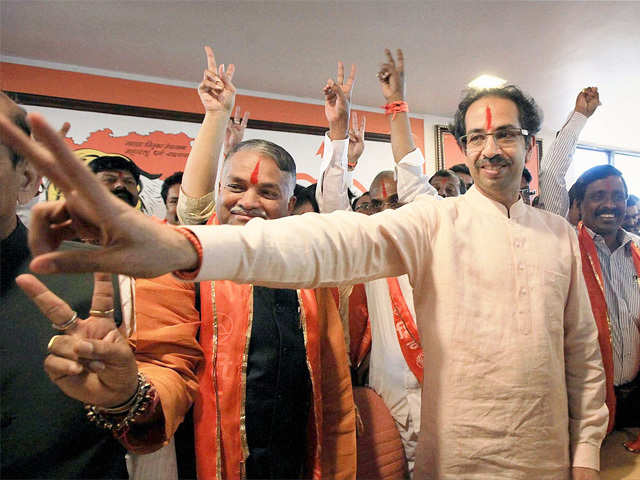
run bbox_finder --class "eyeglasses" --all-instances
[460,128,528,151]
[354,202,374,213]
[371,195,402,212]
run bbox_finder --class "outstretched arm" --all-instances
[178,46,236,224]
[539,87,600,217]
[316,62,357,213]
[0,110,428,285]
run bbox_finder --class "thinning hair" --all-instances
[226,139,296,196]
[370,170,395,189]
[450,85,543,149]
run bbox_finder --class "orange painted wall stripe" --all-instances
[1,62,424,153]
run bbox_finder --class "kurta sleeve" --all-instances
[563,229,608,470]
[182,199,434,289]
[538,111,588,218]
[124,274,203,453]
[396,148,439,203]
[315,134,351,213]
[177,188,215,225]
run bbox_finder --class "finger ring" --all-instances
[47,336,60,351]
[89,308,114,317]
[52,311,78,331]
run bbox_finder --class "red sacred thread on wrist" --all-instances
[173,227,203,280]
[382,101,409,120]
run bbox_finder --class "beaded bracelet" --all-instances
[85,372,156,437]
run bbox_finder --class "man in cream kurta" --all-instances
[180,178,606,478]
[177,74,609,478]
[4,56,608,479]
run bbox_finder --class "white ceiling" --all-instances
[2,0,639,152]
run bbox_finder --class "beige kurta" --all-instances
[183,186,608,479]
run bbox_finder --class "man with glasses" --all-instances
[369,171,402,212]
[352,192,373,214]
[3,50,607,479]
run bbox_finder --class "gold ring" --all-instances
[89,308,115,317]
[52,311,78,331]
[47,336,60,351]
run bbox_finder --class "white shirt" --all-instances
[315,134,423,434]
[539,111,640,384]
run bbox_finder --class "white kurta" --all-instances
[315,135,425,473]
[184,184,608,479]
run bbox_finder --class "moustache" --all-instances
[230,206,267,219]
[112,188,137,207]
[475,155,509,168]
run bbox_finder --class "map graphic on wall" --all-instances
[21,104,397,221]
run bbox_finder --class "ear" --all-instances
[16,160,42,205]
[524,135,535,164]
[287,195,297,215]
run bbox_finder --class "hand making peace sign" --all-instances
[198,45,236,114]
[16,272,138,408]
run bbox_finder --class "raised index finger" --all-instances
[204,45,217,72]
[27,114,115,212]
[0,113,73,194]
[16,274,77,330]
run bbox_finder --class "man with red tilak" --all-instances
[1,50,606,480]
[12,47,356,480]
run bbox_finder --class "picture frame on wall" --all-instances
[434,124,543,187]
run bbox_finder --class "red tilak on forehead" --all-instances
[382,182,388,198]
[485,106,492,131]
[250,160,261,185]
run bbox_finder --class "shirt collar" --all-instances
[585,225,637,251]
[464,185,526,219]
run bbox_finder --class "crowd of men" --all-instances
[1,45,638,480]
